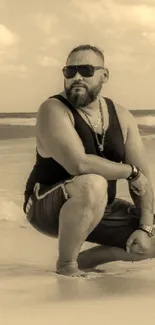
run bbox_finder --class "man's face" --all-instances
[64,50,105,108]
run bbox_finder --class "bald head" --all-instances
[66,44,105,66]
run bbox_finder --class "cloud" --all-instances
[67,0,155,72]
[0,63,28,73]
[0,24,19,49]
[133,5,155,28]
[0,24,28,76]
[37,55,60,67]
[142,31,155,46]
[32,12,72,44]
[71,0,155,29]
[115,0,155,7]
[0,24,19,66]
[31,1,155,81]
[31,12,73,60]
[32,13,59,35]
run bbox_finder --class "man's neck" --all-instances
[78,96,101,116]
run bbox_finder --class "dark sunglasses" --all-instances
[62,64,104,79]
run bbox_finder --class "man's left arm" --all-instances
[123,110,154,226]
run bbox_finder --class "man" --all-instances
[23,44,155,277]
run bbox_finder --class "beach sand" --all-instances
[0,137,155,324]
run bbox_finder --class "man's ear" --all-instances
[103,68,109,83]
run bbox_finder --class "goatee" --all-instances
[65,80,103,108]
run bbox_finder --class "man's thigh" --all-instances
[25,178,76,236]
[86,198,140,250]
[25,174,107,236]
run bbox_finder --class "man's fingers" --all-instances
[132,189,140,196]
[130,185,146,196]
[126,236,134,253]
[130,244,143,254]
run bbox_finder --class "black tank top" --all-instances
[23,95,125,211]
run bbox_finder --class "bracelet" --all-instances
[138,224,155,237]
[127,165,141,181]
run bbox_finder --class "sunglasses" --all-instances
[62,64,104,79]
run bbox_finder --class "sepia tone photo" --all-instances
[0,0,155,324]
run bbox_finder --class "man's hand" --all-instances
[126,229,151,254]
[129,172,148,196]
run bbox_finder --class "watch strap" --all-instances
[138,224,155,237]
[127,165,141,181]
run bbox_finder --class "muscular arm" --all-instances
[123,109,154,226]
[37,98,132,181]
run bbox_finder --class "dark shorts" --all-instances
[25,178,140,250]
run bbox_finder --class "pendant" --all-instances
[99,144,104,151]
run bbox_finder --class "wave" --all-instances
[0,115,155,142]
[0,118,36,126]
[136,115,155,127]
[0,114,155,127]
[142,134,155,140]
[0,198,29,228]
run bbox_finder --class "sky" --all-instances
[0,0,155,112]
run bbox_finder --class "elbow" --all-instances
[77,160,87,175]
[75,158,89,175]
[66,157,88,176]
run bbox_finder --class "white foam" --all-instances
[0,118,36,126]
[136,115,155,126]
[0,198,28,227]
[142,134,155,140]
[0,115,155,127]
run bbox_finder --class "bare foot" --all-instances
[56,261,86,277]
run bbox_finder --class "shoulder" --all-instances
[37,95,74,125]
[111,100,137,143]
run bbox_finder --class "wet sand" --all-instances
[0,226,155,324]
[0,137,155,324]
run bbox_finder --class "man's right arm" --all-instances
[37,99,132,181]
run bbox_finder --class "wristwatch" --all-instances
[138,224,155,237]
[127,165,141,181]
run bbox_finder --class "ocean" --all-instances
[0,110,155,140]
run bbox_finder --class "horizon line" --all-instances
[0,109,155,115]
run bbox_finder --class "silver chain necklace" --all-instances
[91,115,101,128]
[79,99,106,152]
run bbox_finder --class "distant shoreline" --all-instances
[0,109,155,118]
[0,112,37,118]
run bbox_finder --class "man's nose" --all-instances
[73,71,83,81]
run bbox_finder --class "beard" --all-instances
[65,79,103,108]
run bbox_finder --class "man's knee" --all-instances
[81,174,107,196]
[65,174,107,206]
